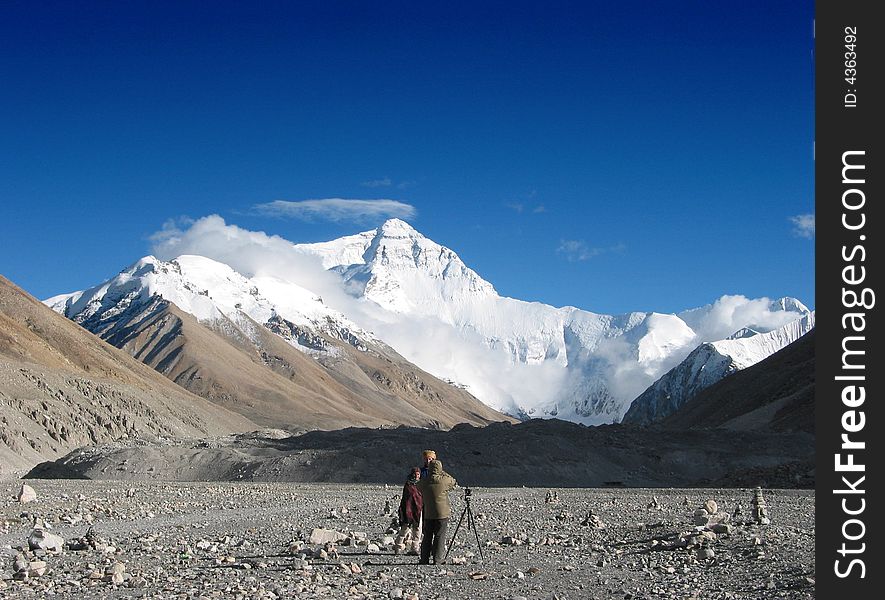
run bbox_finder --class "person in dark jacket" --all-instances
[394,466,423,555]
[417,458,457,565]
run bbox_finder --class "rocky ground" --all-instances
[1,480,814,599]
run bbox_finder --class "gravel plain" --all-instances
[1,480,815,599]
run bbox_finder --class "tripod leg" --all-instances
[443,506,468,563]
[467,505,485,562]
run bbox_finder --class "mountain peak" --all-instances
[377,218,421,238]
[773,297,810,314]
[126,255,161,277]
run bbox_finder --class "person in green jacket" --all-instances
[417,458,457,565]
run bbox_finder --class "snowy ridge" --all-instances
[46,255,377,355]
[622,312,816,425]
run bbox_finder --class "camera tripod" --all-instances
[443,487,485,562]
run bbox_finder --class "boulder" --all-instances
[17,484,37,504]
[28,529,65,553]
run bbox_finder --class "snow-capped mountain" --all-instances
[292,218,812,423]
[622,312,816,425]
[46,217,813,426]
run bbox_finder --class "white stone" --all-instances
[17,484,37,504]
[28,529,65,553]
[308,528,346,545]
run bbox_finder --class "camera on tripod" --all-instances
[445,485,484,562]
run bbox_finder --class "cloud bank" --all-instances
[253,198,416,222]
[679,294,805,342]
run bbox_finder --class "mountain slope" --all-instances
[45,257,509,430]
[622,313,815,425]
[0,274,256,475]
[657,329,815,433]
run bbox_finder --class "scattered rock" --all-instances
[28,559,48,576]
[0,482,813,598]
[697,547,715,560]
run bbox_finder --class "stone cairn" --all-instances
[581,509,606,529]
[653,497,734,557]
[11,550,48,582]
[647,495,663,511]
[692,500,733,534]
[544,490,559,504]
[68,527,108,552]
[751,487,771,525]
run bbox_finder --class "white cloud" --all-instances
[253,198,416,222]
[790,213,815,238]
[364,313,569,417]
[557,240,625,262]
[680,294,805,342]
[148,216,195,247]
[151,215,352,308]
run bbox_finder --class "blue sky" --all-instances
[0,1,814,315]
